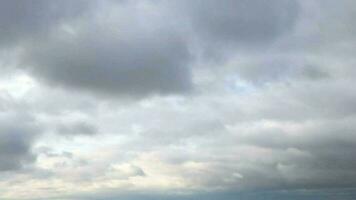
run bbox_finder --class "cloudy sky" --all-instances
[0,0,356,199]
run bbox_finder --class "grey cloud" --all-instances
[235,57,329,84]
[0,131,34,171]
[1,0,356,199]
[177,0,299,49]
[0,93,42,172]
[112,84,356,191]
[0,0,91,46]
[229,119,356,189]
[17,1,192,98]
[23,28,191,97]
[56,121,98,136]
[0,1,192,98]
[318,0,356,42]
[0,112,39,171]
[2,0,301,98]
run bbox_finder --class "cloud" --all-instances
[56,121,98,136]
[172,0,299,52]
[7,1,192,98]
[1,0,356,200]
[0,0,90,46]
[0,129,35,171]
[1,0,301,98]
[22,27,191,97]
[230,56,329,85]
[0,96,40,171]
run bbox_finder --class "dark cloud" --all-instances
[0,109,39,171]
[0,131,34,171]
[22,27,191,97]
[1,0,300,98]
[13,1,192,98]
[1,0,301,98]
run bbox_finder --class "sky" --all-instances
[0,0,356,199]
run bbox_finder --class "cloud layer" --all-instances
[0,0,356,200]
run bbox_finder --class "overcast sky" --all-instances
[1,0,356,199]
